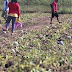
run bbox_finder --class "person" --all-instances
[3,0,20,35]
[1,0,9,21]
[50,0,61,24]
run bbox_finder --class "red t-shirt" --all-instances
[52,1,58,12]
[8,2,20,17]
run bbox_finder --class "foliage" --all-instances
[0,0,72,13]
[0,13,72,72]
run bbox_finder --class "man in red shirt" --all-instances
[50,0,61,24]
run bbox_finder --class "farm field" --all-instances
[0,12,72,72]
[0,0,72,13]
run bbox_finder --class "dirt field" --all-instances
[0,13,71,51]
[0,13,72,72]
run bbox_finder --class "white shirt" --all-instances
[3,0,9,11]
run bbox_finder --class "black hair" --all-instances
[55,0,58,2]
[11,0,17,3]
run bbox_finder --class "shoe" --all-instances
[2,28,8,31]
[11,33,13,35]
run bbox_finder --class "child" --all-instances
[3,0,20,35]
[14,17,22,29]
[50,0,61,24]
[1,0,9,21]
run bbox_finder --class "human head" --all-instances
[11,0,17,3]
[55,0,58,2]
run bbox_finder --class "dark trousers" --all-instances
[51,12,58,18]
[6,16,16,33]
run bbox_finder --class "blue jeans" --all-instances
[6,16,16,33]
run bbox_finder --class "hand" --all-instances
[18,16,19,18]
[54,11,57,13]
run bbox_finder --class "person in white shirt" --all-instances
[1,0,9,21]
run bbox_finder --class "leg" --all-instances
[1,11,7,21]
[5,11,8,21]
[12,17,16,33]
[55,12,62,23]
[50,12,54,24]
[50,17,53,24]
[3,16,12,31]
[57,17,59,23]
[5,16,12,30]
[3,17,7,21]
[57,17,62,23]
